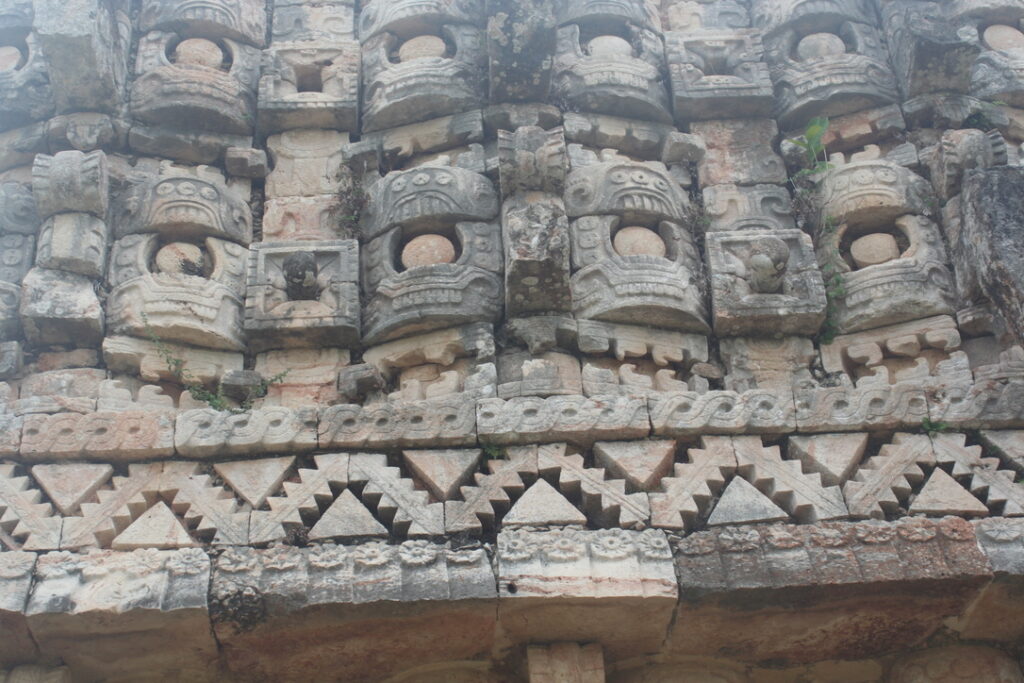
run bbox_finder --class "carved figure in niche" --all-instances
[117,162,252,245]
[552,22,673,123]
[245,240,359,349]
[762,13,898,127]
[361,23,486,133]
[107,234,247,351]
[665,30,774,122]
[130,31,260,134]
[0,32,54,131]
[566,155,707,332]
[708,230,826,336]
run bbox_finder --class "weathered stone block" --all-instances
[502,193,572,316]
[691,119,786,188]
[102,335,243,386]
[0,34,54,132]
[138,0,266,47]
[702,183,796,233]
[795,383,929,432]
[485,0,557,102]
[258,41,360,133]
[477,395,650,446]
[319,396,478,449]
[649,389,797,436]
[0,552,38,666]
[31,150,108,219]
[20,410,174,460]
[175,406,318,458]
[35,213,108,279]
[19,267,103,346]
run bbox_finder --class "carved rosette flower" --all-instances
[855,523,896,544]
[166,548,209,576]
[352,542,394,568]
[218,547,259,574]
[717,526,760,552]
[978,518,1023,543]
[262,546,301,572]
[590,529,636,560]
[36,551,84,579]
[0,553,35,579]
[764,526,803,549]
[898,520,937,543]
[937,517,974,542]
[307,544,349,569]
[636,530,673,560]
[399,540,440,567]
[499,531,537,562]
[543,530,587,562]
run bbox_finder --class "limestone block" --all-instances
[819,151,932,229]
[497,126,567,197]
[138,0,266,46]
[361,24,487,132]
[0,340,22,380]
[361,165,498,241]
[692,119,786,188]
[35,213,108,279]
[116,162,252,244]
[0,461,62,549]
[255,347,349,407]
[31,151,108,219]
[0,281,19,341]
[496,528,677,659]
[958,168,1024,343]
[649,389,797,436]
[0,34,54,132]
[96,378,174,413]
[264,129,348,199]
[880,1,980,99]
[568,216,708,333]
[27,548,218,682]
[360,109,485,170]
[258,41,360,133]
[665,30,773,122]
[669,517,991,663]
[928,128,1007,201]
[750,0,878,36]
[562,112,676,162]
[964,517,1024,641]
[788,433,869,488]
[131,30,260,135]
[502,193,572,316]
[928,380,1024,429]
[0,181,38,236]
[32,0,130,115]
[761,16,899,127]
[719,337,815,392]
[819,215,955,334]
[890,646,1024,682]
[175,406,318,458]
[107,235,247,351]
[702,183,796,233]
[362,323,495,374]
[527,642,605,683]
[973,31,1024,108]
[498,350,581,399]
[244,240,359,350]
[0,124,48,174]
[0,234,35,287]
[210,541,496,681]
[795,383,929,433]
[102,335,243,386]
[223,147,267,179]
[485,0,557,102]
[575,319,708,366]
[14,368,105,416]
[349,453,445,536]
[262,195,344,241]
[357,0,483,41]
[19,267,103,346]
[272,1,354,43]
[581,357,697,397]
[477,395,649,446]
[708,229,826,336]
[127,125,252,166]
[552,23,672,124]
[0,414,21,457]
[820,315,971,388]
[663,0,749,31]
[0,552,38,665]
[362,221,503,343]
[19,411,173,460]
[320,395,478,449]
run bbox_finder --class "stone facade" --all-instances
[2,0,1024,681]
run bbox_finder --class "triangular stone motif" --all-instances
[111,502,196,550]
[910,468,989,516]
[708,476,788,526]
[403,449,481,501]
[309,489,387,540]
[32,463,113,515]
[503,479,587,527]
[594,440,675,490]
[215,456,295,508]
[788,433,868,487]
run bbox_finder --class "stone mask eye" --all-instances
[156,182,175,195]
[610,171,628,184]
[200,186,217,200]
[178,182,196,195]
[412,172,431,185]
[391,178,406,192]
[435,173,452,185]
